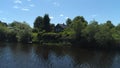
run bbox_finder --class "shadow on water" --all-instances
[68,48,116,68]
[0,43,120,68]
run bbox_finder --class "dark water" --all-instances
[0,43,120,68]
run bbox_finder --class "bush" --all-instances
[32,33,38,43]
[38,32,61,43]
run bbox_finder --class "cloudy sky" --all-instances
[0,0,120,27]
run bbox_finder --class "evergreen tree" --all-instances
[43,14,51,32]
[34,16,43,31]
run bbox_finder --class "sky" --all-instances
[0,0,120,27]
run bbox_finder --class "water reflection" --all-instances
[0,43,119,68]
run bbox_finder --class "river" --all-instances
[0,43,120,68]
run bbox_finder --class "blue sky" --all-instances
[0,0,120,27]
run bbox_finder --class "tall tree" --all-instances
[43,14,51,32]
[34,16,43,31]
[66,18,72,26]
[71,16,88,39]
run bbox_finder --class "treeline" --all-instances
[0,21,32,43]
[1,14,120,48]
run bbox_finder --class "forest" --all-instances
[0,14,120,49]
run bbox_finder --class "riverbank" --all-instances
[1,40,120,51]
[1,15,120,50]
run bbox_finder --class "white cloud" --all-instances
[53,2,60,7]
[21,8,30,11]
[30,4,35,7]
[14,0,22,4]
[65,17,69,19]
[13,5,19,9]
[50,16,54,19]
[1,18,6,21]
[60,14,64,17]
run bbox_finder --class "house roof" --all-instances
[56,24,67,28]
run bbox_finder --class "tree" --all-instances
[0,21,7,26]
[50,24,55,32]
[66,18,72,26]
[82,20,99,43]
[115,24,120,30]
[9,21,32,43]
[71,16,88,40]
[19,30,32,43]
[94,24,114,47]
[7,29,17,42]
[105,20,114,29]
[0,23,8,41]
[112,24,120,44]
[43,14,51,32]
[34,16,43,32]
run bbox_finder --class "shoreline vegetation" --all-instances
[1,14,120,49]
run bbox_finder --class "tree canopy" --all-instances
[1,14,120,49]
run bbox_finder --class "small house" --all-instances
[55,24,67,32]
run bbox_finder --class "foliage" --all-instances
[112,24,120,44]
[105,20,115,29]
[33,14,52,32]
[38,32,61,43]
[50,24,55,32]
[66,18,72,26]
[33,16,43,32]
[94,23,114,47]
[7,29,17,42]
[82,20,99,43]
[1,14,120,49]
[9,21,32,43]
[70,16,88,41]
[43,14,51,32]
[0,23,8,41]
[32,33,38,43]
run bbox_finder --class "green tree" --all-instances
[0,21,7,26]
[43,14,51,32]
[111,24,120,44]
[7,29,17,42]
[105,20,114,29]
[33,16,43,32]
[115,24,120,30]
[9,21,32,43]
[71,16,88,40]
[66,18,72,26]
[82,20,99,43]
[19,30,32,43]
[94,24,114,47]
[50,24,55,32]
[0,23,8,41]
